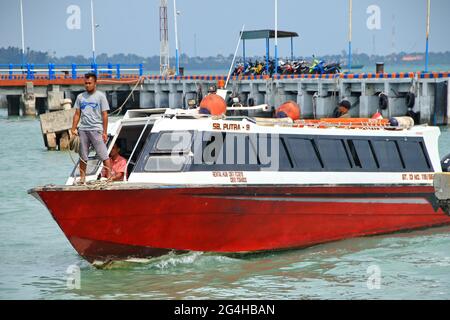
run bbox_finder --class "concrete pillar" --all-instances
[0,94,6,109]
[109,92,115,109]
[45,133,57,150]
[249,82,264,106]
[139,91,155,109]
[20,82,36,116]
[382,81,391,119]
[47,85,64,111]
[181,82,189,109]
[21,94,36,116]
[359,96,379,118]
[155,83,169,108]
[184,92,197,109]
[389,83,408,118]
[265,81,275,107]
[274,83,286,108]
[39,109,76,150]
[315,96,334,118]
[169,83,182,109]
[59,131,70,150]
[419,81,432,124]
[296,82,304,114]
[297,82,314,119]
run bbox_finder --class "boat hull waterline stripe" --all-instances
[196,195,429,205]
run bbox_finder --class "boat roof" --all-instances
[240,30,299,40]
[120,108,434,135]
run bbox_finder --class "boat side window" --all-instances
[397,140,431,171]
[286,138,323,170]
[347,140,378,170]
[154,131,192,153]
[315,138,352,170]
[189,132,262,171]
[112,124,154,177]
[371,140,404,171]
[144,155,190,172]
[140,130,193,173]
[279,138,294,170]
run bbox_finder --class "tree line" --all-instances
[1,46,450,70]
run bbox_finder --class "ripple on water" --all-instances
[1,113,450,299]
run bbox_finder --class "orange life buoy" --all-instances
[276,101,301,120]
[199,94,227,116]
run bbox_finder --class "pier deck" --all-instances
[0,72,449,125]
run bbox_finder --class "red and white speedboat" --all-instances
[30,107,450,264]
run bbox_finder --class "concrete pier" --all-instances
[0,73,449,125]
[39,108,76,150]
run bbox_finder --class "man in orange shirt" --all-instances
[102,143,127,181]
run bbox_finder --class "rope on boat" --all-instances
[109,76,145,116]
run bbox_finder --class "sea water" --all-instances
[1,108,450,300]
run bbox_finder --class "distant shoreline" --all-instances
[2,46,450,71]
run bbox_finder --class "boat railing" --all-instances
[170,112,415,131]
[123,108,416,131]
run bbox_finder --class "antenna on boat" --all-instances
[224,24,245,90]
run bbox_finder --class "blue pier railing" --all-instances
[0,63,144,80]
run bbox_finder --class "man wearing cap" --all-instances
[334,100,352,118]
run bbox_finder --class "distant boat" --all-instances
[402,55,424,62]
[348,64,364,70]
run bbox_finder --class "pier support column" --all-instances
[419,81,433,124]
[359,96,379,118]
[139,90,155,109]
[155,83,169,108]
[265,81,275,108]
[20,82,36,116]
[169,83,182,109]
[20,93,36,116]
[388,83,407,118]
[315,83,334,118]
[315,97,334,118]
[382,82,392,119]
[359,82,378,118]
[274,82,289,107]
[0,95,6,109]
[47,85,64,111]
[249,83,264,106]
[297,82,312,118]
[111,92,118,110]
[181,83,189,109]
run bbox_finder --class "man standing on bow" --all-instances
[71,72,111,184]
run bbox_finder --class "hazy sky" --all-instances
[0,0,449,58]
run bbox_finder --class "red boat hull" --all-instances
[32,185,450,263]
